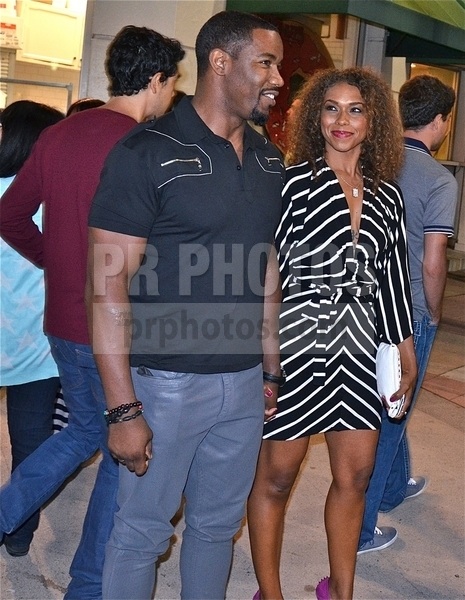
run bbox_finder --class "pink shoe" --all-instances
[315,577,330,600]
[252,591,261,600]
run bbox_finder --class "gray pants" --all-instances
[102,364,264,600]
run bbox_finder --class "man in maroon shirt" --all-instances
[0,25,184,599]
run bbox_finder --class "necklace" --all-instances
[335,170,362,198]
[327,162,363,246]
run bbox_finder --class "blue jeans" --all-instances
[4,377,60,548]
[0,337,117,599]
[103,364,264,600]
[360,314,437,546]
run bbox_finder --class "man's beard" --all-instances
[249,105,268,127]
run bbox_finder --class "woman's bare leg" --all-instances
[248,437,310,600]
[324,430,379,600]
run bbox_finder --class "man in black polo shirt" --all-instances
[86,11,284,599]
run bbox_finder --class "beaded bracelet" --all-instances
[104,401,143,425]
[106,408,144,425]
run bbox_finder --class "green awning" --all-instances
[392,0,465,29]
[226,0,465,64]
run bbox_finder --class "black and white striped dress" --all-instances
[263,159,413,440]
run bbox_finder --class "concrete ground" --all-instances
[1,277,464,600]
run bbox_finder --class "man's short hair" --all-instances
[106,25,185,97]
[399,75,455,131]
[195,11,278,78]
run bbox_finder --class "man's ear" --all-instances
[209,49,230,76]
[149,72,164,94]
[432,113,443,129]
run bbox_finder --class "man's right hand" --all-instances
[108,416,153,476]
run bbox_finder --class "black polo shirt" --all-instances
[89,97,284,373]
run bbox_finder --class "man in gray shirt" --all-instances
[359,74,457,553]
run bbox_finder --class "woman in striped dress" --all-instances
[248,68,417,600]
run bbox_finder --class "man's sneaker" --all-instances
[357,526,398,555]
[3,536,30,557]
[404,476,428,500]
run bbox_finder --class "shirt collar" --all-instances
[403,136,431,156]
[173,96,269,151]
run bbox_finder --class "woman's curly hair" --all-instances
[287,67,404,188]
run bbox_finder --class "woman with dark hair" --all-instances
[248,68,417,600]
[66,97,105,117]
[0,100,64,177]
[0,100,64,556]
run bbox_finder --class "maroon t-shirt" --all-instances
[0,108,137,344]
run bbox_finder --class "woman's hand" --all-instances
[386,335,417,420]
[264,383,279,422]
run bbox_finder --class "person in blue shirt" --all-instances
[0,100,64,556]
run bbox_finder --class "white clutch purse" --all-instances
[376,342,406,418]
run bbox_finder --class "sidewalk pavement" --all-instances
[1,277,464,600]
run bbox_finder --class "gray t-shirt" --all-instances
[397,138,458,321]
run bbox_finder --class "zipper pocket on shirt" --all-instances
[160,157,203,171]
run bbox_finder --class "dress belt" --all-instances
[301,282,375,386]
